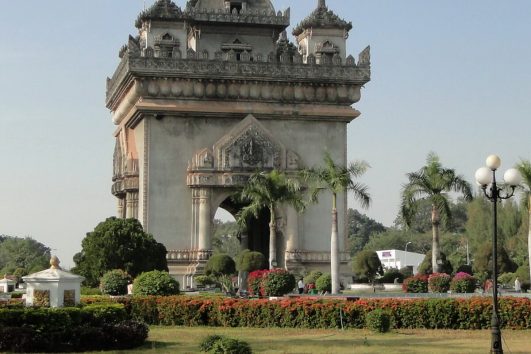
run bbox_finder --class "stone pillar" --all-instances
[117,197,125,218]
[285,206,299,252]
[126,192,139,219]
[198,188,211,251]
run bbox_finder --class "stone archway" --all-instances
[187,114,301,276]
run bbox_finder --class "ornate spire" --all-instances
[50,256,61,270]
[293,1,352,36]
[135,0,184,28]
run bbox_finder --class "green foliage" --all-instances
[303,270,323,285]
[400,153,472,274]
[263,269,296,296]
[363,228,431,255]
[515,264,530,282]
[366,309,392,333]
[472,242,518,277]
[194,275,218,287]
[81,286,102,296]
[100,269,131,296]
[199,335,252,354]
[418,251,453,275]
[428,273,451,293]
[352,250,384,283]
[315,273,332,293]
[206,254,236,277]
[403,274,428,293]
[133,270,180,296]
[0,236,50,275]
[212,220,241,257]
[455,264,473,275]
[235,250,267,273]
[72,217,168,287]
[110,295,531,330]
[380,269,405,284]
[348,209,386,254]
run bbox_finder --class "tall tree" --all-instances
[236,170,305,269]
[0,236,50,275]
[302,152,371,294]
[516,159,531,284]
[348,209,386,255]
[400,153,473,273]
[72,217,168,287]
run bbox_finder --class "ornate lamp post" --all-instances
[475,155,522,354]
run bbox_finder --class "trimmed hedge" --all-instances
[0,304,148,352]
[81,295,531,330]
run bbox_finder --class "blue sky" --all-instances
[1,0,530,268]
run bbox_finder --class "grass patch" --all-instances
[92,327,531,353]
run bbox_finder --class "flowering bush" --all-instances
[403,274,428,293]
[94,296,531,330]
[451,272,476,293]
[428,273,451,293]
[247,270,269,297]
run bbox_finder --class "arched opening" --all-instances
[214,197,270,260]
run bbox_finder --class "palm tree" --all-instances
[301,152,371,294]
[516,159,531,283]
[401,152,473,273]
[236,170,306,269]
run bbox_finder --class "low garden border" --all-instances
[82,295,531,330]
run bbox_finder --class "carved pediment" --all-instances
[187,115,302,187]
[214,114,284,171]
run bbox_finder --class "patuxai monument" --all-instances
[106,0,370,287]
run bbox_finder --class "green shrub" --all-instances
[498,272,515,287]
[199,335,252,354]
[81,286,102,296]
[303,270,323,286]
[100,269,131,296]
[195,275,218,287]
[379,268,404,284]
[450,272,476,293]
[0,305,147,352]
[515,264,530,282]
[522,281,530,293]
[428,273,451,293]
[402,274,428,293]
[366,309,391,333]
[263,269,296,296]
[133,270,180,296]
[206,254,236,277]
[315,273,332,293]
[235,250,267,273]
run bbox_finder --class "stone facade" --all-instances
[106,0,370,288]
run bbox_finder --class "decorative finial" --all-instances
[318,0,326,9]
[50,256,61,270]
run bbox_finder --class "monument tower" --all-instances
[106,0,370,287]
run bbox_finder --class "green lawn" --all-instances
[101,327,531,353]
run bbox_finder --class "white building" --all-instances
[376,250,425,275]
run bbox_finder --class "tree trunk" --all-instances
[528,196,531,285]
[269,206,277,269]
[431,204,441,273]
[331,193,340,294]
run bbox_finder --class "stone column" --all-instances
[126,192,139,219]
[117,197,125,219]
[198,188,211,251]
[285,206,299,252]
